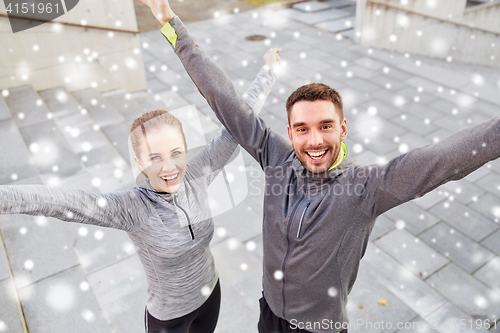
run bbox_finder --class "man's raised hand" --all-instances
[139,0,176,25]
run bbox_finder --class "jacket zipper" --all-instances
[173,193,194,240]
[281,195,305,318]
[296,202,311,238]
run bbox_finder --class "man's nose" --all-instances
[308,129,323,147]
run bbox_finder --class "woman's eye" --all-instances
[172,151,182,157]
[151,156,161,162]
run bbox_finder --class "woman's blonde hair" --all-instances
[130,110,187,159]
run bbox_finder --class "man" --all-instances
[140,1,500,332]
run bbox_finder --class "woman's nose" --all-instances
[161,157,176,172]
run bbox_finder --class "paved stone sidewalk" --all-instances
[1,1,500,333]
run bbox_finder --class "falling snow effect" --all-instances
[46,284,75,312]
[81,309,96,323]
[0,5,499,330]
[201,286,211,296]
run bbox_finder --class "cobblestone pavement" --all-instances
[1,1,500,332]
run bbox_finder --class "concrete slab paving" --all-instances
[213,201,263,243]
[370,214,396,241]
[474,256,500,293]
[419,222,495,273]
[383,201,440,236]
[425,263,500,322]
[368,75,407,92]
[87,255,147,333]
[0,236,10,282]
[375,228,449,279]
[362,242,448,319]
[347,266,418,332]
[464,164,492,183]
[18,265,111,333]
[212,237,263,332]
[0,278,26,333]
[0,214,80,289]
[480,229,500,255]
[475,172,500,198]
[397,131,433,152]
[350,132,397,156]
[439,179,487,206]
[424,302,486,333]
[315,17,355,33]
[429,200,498,242]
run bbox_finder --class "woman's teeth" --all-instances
[162,174,178,181]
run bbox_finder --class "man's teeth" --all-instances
[162,174,178,181]
[307,150,327,159]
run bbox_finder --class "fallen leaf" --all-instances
[378,297,388,306]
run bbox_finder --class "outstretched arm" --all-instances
[139,0,293,169]
[0,185,147,232]
[357,118,500,218]
[188,49,280,183]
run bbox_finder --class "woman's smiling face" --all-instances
[135,124,187,193]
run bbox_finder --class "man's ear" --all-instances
[340,118,348,141]
[287,125,293,143]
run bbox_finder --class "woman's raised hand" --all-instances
[264,48,281,69]
[139,0,176,25]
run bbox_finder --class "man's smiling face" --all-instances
[287,100,347,174]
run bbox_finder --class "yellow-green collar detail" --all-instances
[329,142,347,170]
[161,22,177,48]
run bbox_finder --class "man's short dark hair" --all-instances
[286,83,344,123]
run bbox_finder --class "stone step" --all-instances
[17,119,83,180]
[98,90,145,162]
[293,1,332,13]
[0,119,38,184]
[101,90,145,129]
[0,94,11,122]
[72,89,125,128]
[3,86,52,129]
[36,88,131,186]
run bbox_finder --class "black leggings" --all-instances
[258,295,348,333]
[145,280,221,333]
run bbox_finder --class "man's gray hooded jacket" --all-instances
[168,16,500,332]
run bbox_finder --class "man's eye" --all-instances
[322,125,332,130]
[297,128,306,132]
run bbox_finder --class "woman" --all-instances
[0,49,281,332]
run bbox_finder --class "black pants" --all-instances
[145,280,221,333]
[258,296,348,333]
